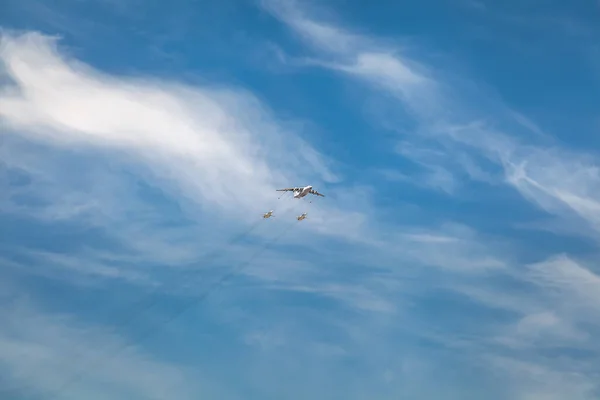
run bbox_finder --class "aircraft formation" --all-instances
[263,185,325,221]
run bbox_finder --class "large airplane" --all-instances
[276,185,325,199]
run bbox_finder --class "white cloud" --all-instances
[259,0,370,56]
[3,247,153,286]
[261,0,438,110]
[449,255,600,398]
[513,311,586,343]
[503,148,600,236]
[488,356,598,400]
[458,254,600,342]
[390,223,507,272]
[0,298,206,400]
[526,254,600,314]
[0,31,338,224]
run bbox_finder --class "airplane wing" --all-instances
[310,189,325,197]
[276,188,297,192]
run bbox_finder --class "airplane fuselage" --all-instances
[293,186,313,198]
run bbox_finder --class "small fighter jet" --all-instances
[297,212,307,221]
[263,210,274,219]
[276,185,324,199]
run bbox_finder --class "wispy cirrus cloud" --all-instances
[262,0,600,242]
[427,255,600,399]
[0,296,211,400]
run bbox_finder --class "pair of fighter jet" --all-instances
[263,185,325,221]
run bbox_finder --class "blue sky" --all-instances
[2,0,600,399]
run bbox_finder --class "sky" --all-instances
[2,0,600,399]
